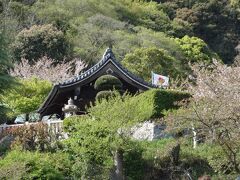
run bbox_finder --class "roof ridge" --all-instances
[59,48,116,86]
[102,47,116,62]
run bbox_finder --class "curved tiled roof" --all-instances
[57,48,155,88]
[38,48,156,114]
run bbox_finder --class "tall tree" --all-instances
[0,31,14,123]
[122,47,186,82]
[0,31,13,93]
[166,61,240,173]
[12,24,72,63]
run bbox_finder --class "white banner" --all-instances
[152,72,169,87]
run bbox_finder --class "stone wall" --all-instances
[130,121,169,141]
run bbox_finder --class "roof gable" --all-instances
[38,48,155,115]
[58,48,153,89]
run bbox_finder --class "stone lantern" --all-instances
[62,98,78,118]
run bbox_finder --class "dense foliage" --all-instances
[12,24,71,62]
[1,78,52,121]
[95,90,120,102]
[0,150,71,179]
[123,47,186,81]
[94,75,123,91]
[1,87,239,179]
[1,0,240,179]
[161,0,240,64]
[63,89,190,179]
[0,31,15,123]
[1,0,235,66]
[0,32,13,94]
[9,122,60,152]
[175,35,218,64]
[94,75,123,102]
[1,139,238,179]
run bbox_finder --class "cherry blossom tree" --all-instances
[166,60,240,173]
[10,56,86,83]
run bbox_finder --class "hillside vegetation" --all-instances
[2,0,239,65]
[1,0,240,179]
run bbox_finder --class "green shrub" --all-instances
[138,139,215,179]
[88,89,190,127]
[179,141,214,178]
[63,115,88,133]
[139,139,177,166]
[178,140,240,178]
[96,90,120,102]
[92,89,190,126]
[1,78,52,121]
[132,89,190,118]
[123,141,146,180]
[0,161,27,180]
[181,143,231,174]
[124,139,179,179]
[0,150,71,179]
[63,116,115,179]
[94,75,123,91]
[125,139,188,179]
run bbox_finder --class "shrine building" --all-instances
[37,48,155,118]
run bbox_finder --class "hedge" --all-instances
[64,89,190,132]
[95,90,120,102]
[94,75,123,91]
[130,89,190,118]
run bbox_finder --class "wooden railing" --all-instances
[0,120,64,139]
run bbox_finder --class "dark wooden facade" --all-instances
[37,48,154,118]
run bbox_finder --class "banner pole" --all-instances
[151,71,154,85]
